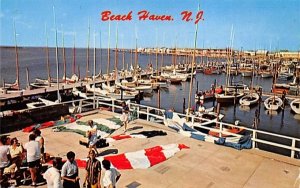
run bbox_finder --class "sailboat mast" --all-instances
[130,48,133,68]
[114,24,119,80]
[99,31,102,75]
[13,21,20,89]
[225,26,234,95]
[45,24,51,86]
[62,32,67,80]
[161,50,164,70]
[122,37,125,71]
[155,29,158,81]
[134,38,138,77]
[53,6,60,103]
[86,21,90,79]
[93,32,96,105]
[161,32,165,70]
[187,5,199,116]
[73,34,76,75]
[107,21,111,76]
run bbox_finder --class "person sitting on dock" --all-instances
[198,103,206,114]
[8,137,23,178]
[87,120,99,156]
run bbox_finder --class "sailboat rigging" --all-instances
[187,4,200,116]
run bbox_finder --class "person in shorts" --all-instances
[24,134,41,186]
[86,120,99,155]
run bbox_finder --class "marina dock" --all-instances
[0,71,154,101]
[7,110,300,188]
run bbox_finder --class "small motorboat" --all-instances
[195,86,223,101]
[239,93,259,106]
[215,92,244,104]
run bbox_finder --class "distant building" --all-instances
[274,51,300,59]
[256,50,268,56]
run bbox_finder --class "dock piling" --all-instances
[183,98,186,114]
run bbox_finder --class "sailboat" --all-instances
[1,21,22,94]
[239,58,259,106]
[62,32,79,83]
[239,93,259,106]
[215,28,245,104]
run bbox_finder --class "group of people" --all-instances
[43,150,121,188]
[0,129,45,186]
[0,128,121,188]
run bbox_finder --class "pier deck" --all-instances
[6,110,300,188]
[0,71,153,101]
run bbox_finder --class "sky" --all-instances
[1,0,300,51]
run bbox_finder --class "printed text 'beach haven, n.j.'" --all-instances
[100,10,204,24]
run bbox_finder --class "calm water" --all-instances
[1,47,299,140]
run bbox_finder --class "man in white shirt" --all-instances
[61,151,80,188]
[24,134,41,186]
[102,159,121,188]
[43,157,62,188]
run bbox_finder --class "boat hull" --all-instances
[290,99,300,114]
[215,93,244,104]
[264,96,283,111]
[239,93,259,106]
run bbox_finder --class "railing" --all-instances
[55,97,300,159]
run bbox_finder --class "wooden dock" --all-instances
[0,71,154,102]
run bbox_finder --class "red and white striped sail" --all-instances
[76,143,189,169]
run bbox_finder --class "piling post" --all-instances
[258,88,262,122]
[137,90,141,104]
[26,67,30,90]
[112,99,115,112]
[121,88,123,101]
[146,107,150,121]
[158,86,161,109]
[183,98,186,114]
[216,103,220,123]
[291,139,296,158]
[234,85,237,106]
[96,97,99,109]
[252,130,256,149]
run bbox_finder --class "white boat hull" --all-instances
[239,93,259,106]
[290,99,300,114]
[264,96,283,111]
[241,71,252,77]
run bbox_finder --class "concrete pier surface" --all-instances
[6,110,300,188]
